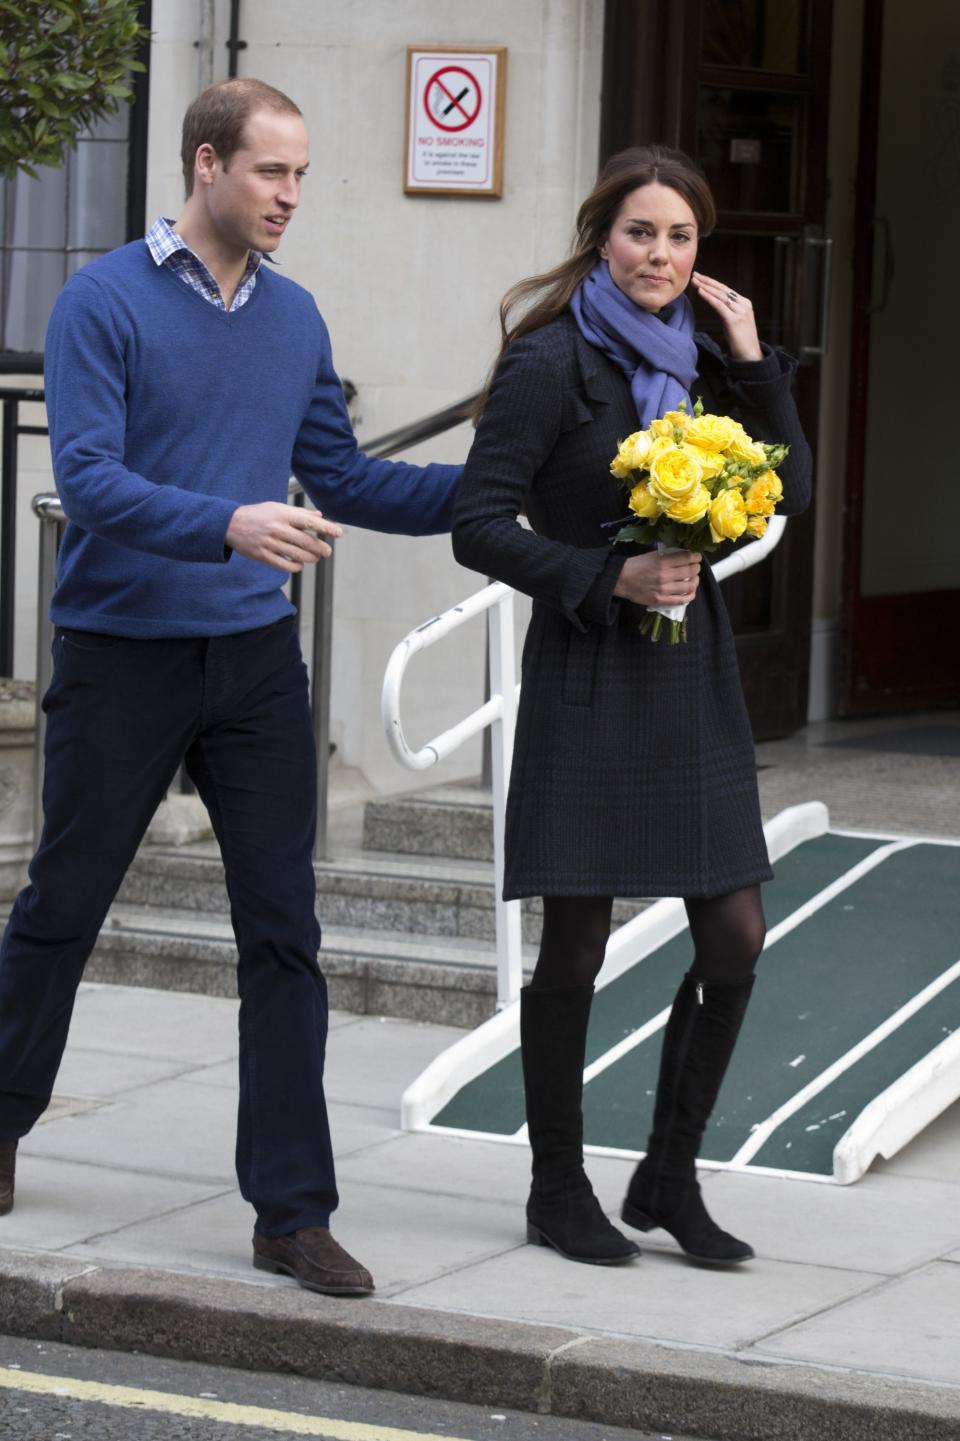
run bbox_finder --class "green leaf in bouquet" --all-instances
[612,522,654,545]
[658,520,688,549]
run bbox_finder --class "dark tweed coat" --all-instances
[452,310,812,900]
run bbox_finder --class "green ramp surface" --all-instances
[581,842,960,1173]
[433,830,889,1138]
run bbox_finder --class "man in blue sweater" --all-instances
[0,78,461,1296]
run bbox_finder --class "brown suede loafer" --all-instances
[252,1226,374,1296]
[0,1140,17,1216]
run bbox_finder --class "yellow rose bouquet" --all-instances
[608,399,789,642]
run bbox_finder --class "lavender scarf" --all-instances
[570,261,698,428]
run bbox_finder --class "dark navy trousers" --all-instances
[0,616,336,1236]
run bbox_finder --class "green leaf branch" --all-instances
[0,0,150,179]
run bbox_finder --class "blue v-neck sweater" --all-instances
[43,241,460,637]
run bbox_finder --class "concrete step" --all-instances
[92,903,540,1028]
[362,780,495,861]
[102,778,654,1023]
[117,844,652,945]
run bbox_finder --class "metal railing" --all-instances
[20,388,478,857]
[382,514,788,1010]
[1,387,48,676]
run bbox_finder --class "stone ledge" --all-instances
[87,929,501,1026]
[2,1248,960,1441]
[0,678,36,732]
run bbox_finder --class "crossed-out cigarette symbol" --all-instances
[425,66,481,132]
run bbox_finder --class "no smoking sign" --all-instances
[424,66,482,132]
[405,48,506,196]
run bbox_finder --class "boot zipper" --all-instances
[696,982,704,1006]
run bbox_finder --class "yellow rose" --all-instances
[744,479,774,516]
[647,445,702,504]
[621,430,654,470]
[746,515,768,538]
[685,413,738,453]
[709,487,748,543]
[649,410,692,440]
[646,434,676,464]
[611,430,650,479]
[628,482,659,519]
[727,424,767,465]
[683,444,725,480]
[744,471,784,516]
[666,485,712,525]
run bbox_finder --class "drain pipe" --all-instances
[227,0,246,77]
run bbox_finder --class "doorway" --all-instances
[841,0,960,714]
[601,0,834,740]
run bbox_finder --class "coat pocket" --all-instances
[560,622,601,708]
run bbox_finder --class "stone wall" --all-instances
[0,681,35,901]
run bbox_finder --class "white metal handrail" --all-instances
[382,514,787,1010]
[382,581,522,1008]
[712,513,786,582]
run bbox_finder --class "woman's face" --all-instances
[599,182,699,312]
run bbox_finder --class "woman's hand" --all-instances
[691,272,763,362]
[613,549,702,606]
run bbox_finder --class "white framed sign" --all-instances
[404,46,506,197]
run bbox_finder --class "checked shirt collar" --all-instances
[145,216,271,311]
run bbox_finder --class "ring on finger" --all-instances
[726,290,738,303]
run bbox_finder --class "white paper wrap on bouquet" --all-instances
[645,541,689,631]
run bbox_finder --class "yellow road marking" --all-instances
[0,1366,469,1440]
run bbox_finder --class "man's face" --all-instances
[205,108,309,256]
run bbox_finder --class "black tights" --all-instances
[530,888,766,991]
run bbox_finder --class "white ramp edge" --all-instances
[832,1020,960,1184]
[401,800,829,1131]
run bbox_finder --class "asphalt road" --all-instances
[0,1334,699,1441]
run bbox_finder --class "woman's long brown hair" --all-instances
[474,145,717,418]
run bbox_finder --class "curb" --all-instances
[3,1249,960,1440]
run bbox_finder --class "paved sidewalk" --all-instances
[2,712,959,1439]
[2,980,960,1440]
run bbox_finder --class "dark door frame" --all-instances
[839,0,960,715]
[600,0,833,741]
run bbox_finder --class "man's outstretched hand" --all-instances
[226,502,343,573]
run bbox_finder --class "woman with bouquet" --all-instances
[452,146,811,1268]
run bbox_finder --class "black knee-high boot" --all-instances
[621,973,755,1264]
[521,984,639,1266]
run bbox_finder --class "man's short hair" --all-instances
[181,78,302,195]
